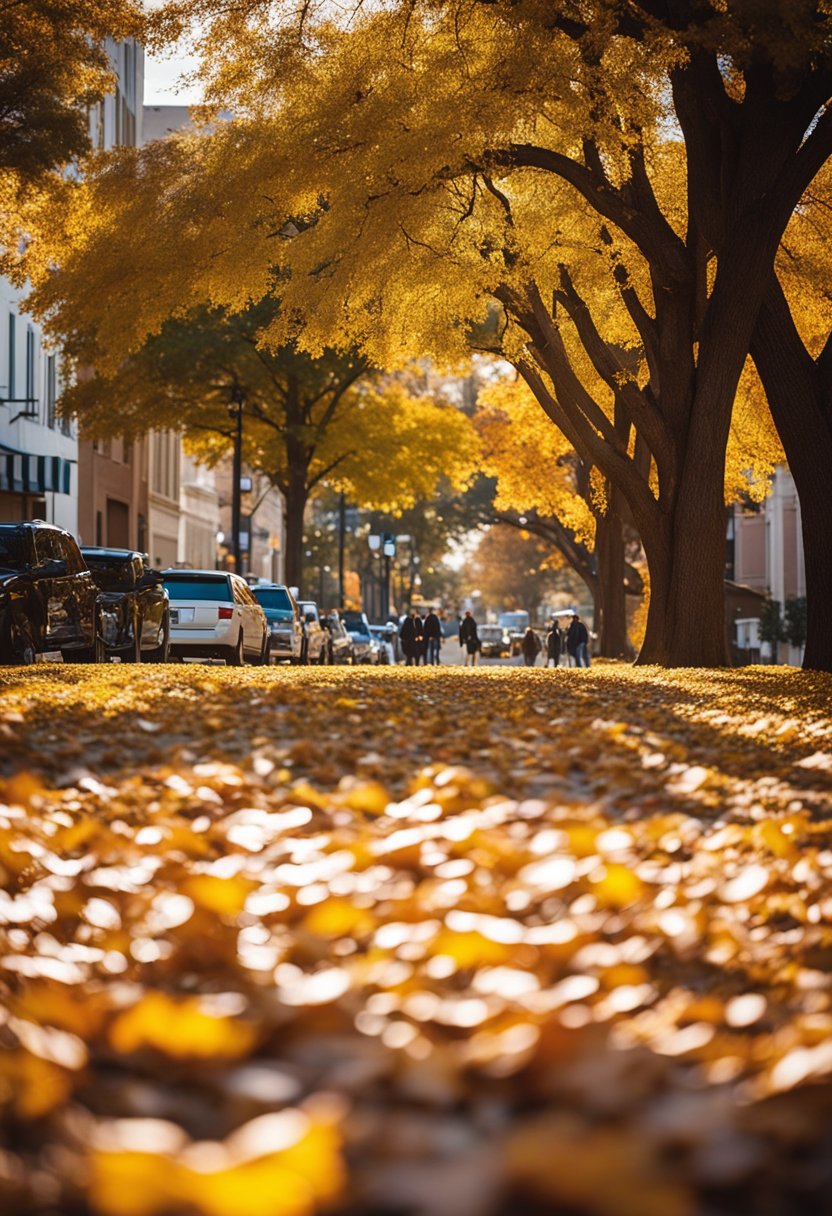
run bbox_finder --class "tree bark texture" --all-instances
[751,280,832,673]
[283,477,308,597]
[594,507,633,659]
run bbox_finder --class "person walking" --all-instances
[459,610,480,667]
[399,611,424,666]
[545,622,561,668]
[423,607,442,665]
[567,613,591,667]
[521,626,542,667]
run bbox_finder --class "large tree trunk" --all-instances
[283,478,308,596]
[635,439,730,667]
[594,507,633,659]
[752,282,832,673]
[795,471,832,673]
[637,512,729,667]
[666,429,731,667]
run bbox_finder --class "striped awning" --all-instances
[0,444,73,495]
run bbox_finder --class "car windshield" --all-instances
[499,612,529,631]
[479,626,503,639]
[253,588,294,618]
[0,528,27,572]
[83,554,136,590]
[164,576,232,602]
[342,612,370,636]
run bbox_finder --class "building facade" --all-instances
[1,40,146,542]
[0,294,77,529]
[729,464,806,664]
[76,39,147,551]
[179,450,220,569]
[213,461,285,583]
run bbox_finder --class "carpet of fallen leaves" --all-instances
[1,663,831,1216]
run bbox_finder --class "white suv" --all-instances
[162,570,270,665]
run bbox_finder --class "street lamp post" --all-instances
[382,534,396,619]
[337,493,346,607]
[369,533,396,618]
[368,533,381,619]
[228,386,245,574]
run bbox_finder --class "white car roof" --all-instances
[162,569,230,578]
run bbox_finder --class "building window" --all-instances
[7,313,15,399]
[25,328,36,414]
[45,355,57,427]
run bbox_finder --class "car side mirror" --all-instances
[137,570,164,588]
[35,558,68,579]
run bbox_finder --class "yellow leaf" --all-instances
[591,864,646,908]
[109,992,258,1060]
[341,781,389,816]
[183,874,256,916]
[0,1048,74,1120]
[90,1111,344,1216]
[303,898,375,939]
[431,929,512,968]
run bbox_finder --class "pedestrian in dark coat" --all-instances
[399,612,424,666]
[459,610,480,666]
[521,626,542,667]
[423,609,442,665]
[545,623,561,668]
[566,614,591,667]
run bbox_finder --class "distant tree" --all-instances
[58,300,476,593]
[759,599,787,663]
[784,597,808,652]
[470,525,582,622]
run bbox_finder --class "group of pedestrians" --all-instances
[538,614,591,667]
[399,608,443,665]
[400,607,591,667]
[519,614,590,667]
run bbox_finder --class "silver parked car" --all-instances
[251,583,304,664]
[297,600,328,664]
[323,610,354,664]
[369,623,396,664]
[341,610,380,664]
[162,570,270,665]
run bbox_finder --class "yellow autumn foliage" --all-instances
[90,1112,344,1216]
[109,992,259,1060]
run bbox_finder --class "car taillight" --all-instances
[218,607,234,619]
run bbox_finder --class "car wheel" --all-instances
[226,631,245,667]
[259,634,271,666]
[125,612,142,663]
[5,616,37,665]
[301,639,309,666]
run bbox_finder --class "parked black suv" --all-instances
[0,522,100,664]
[81,547,171,663]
